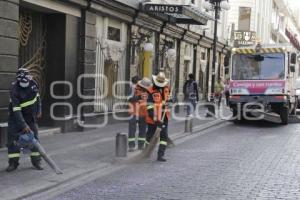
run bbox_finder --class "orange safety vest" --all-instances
[145,86,171,125]
[128,85,149,117]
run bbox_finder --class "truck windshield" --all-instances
[232,53,285,80]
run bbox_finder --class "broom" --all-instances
[167,136,175,148]
[130,110,167,162]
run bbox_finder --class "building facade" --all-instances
[148,0,230,101]
[227,0,300,50]
[0,0,230,134]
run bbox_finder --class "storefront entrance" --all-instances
[18,5,80,127]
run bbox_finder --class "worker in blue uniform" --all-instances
[6,68,43,172]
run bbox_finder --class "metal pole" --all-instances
[184,116,193,133]
[175,39,181,113]
[116,133,128,157]
[210,1,220,115]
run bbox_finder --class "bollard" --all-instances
[206,95,215,117]
[0,123,8,148]
[184,116,193,133]
[115,133,127,157]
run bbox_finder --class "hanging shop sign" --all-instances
[233,31,256,47]
[144,4,183,14]
[141,3,210,25]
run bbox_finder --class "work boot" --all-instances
[138,146,145,150]
[32,161,43,170]
[6,162,19,172]
[138,143,145,150]
[128,147,135,152]
[157,156,167,162]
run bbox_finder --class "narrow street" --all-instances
[47,121,300,200]
[1,0,300,199]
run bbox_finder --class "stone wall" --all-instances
[79,10,97,114]
[0,0,19,122]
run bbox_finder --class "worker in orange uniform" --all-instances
[146,72,170,162]
[128,76,152,152]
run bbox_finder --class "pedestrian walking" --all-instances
[6,68,43,172]
[183,74,199,116]
[128,76,152,152]
[214,78,224,109]
[145,72,170,162]
[224,79,230,106]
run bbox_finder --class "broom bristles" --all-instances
[129,127,162,162]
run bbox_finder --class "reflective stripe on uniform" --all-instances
[138,138,145,141]
[159,141,167,146]
[31,152,40,156]
[147,105,154,110]
[13,107,21,111]
[8,153,20,158]
[20,95,38,108]
[128,138,135,142]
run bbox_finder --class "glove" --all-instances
[155,121,163,128]
[37,112,42,119]
[22,126,31,133]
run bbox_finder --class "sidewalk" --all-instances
[0,104,232,200]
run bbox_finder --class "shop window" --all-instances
[107,26,121,42]
[184,44,191,57]
[238,7,251,31]
[201,52,206,60]
[198,67,204,96]
[19,10,46,97]
[104,61,119,97]
[271,33,277,42]
[183,60,190,81]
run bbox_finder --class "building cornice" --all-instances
[183,30,200,44]
[59,0,230,49]
[89,0,135,23]
[162,24,185,39]
[135,12,164,32]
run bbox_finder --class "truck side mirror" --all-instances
[290,53,297,65]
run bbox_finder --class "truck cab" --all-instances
[227,44,298,124]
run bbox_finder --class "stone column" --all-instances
[79,10,97,119]
[0,0,19,122]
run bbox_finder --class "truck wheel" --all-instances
[232,109,238,123]
[280,106,289,125]
[291,101,297,115]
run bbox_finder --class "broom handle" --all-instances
[160,102,168,127]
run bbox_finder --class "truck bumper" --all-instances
[229,95,288,106]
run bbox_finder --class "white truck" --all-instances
[227,43,298,124]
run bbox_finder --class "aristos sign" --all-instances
[144,4,183,14]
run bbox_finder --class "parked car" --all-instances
[296,79,300,108]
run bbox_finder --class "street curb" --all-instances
[170,118,226,141]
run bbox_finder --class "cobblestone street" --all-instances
[51,121,300,200]
[1,0,300,199]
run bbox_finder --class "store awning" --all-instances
[140,3,213,25]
